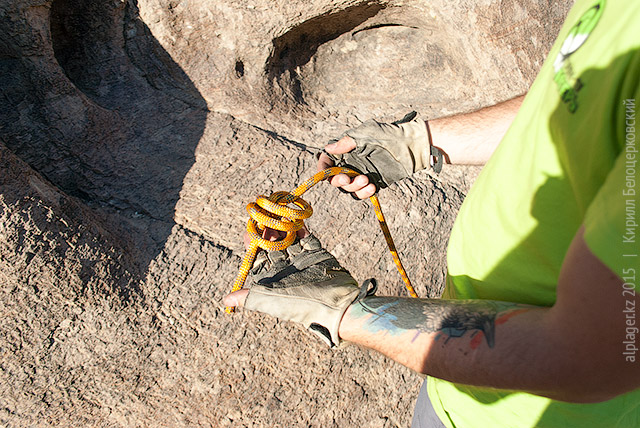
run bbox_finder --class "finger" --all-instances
[317,152,335,172]
[329,173,353,188]
[296,226,310,239]
[354,183,377,200]
[245,227,285,249]
[263,227,286,242]
[223,289,249,308]
[340,174,370,193]
[325,136,356,155]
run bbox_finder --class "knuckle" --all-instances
[355,175,368,186]
[339,175,351,186]
[344,182,359,192]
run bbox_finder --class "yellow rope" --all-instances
[225,166,418,313]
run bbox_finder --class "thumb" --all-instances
[223,289,250,308]
[325,136,356,155]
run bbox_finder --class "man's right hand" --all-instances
[317,136,377,200]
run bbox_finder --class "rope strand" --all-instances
[226,167,417,313]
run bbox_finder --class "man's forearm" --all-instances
[338,296,610,403]
[429,95,525,165]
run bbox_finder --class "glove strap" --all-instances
[355,278,378,303]
[425,120,444,173]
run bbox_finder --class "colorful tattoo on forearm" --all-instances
[351,297,529,348]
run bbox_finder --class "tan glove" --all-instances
[244,234,376,348]
[326,112,442,189]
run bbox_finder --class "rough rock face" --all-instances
[0,1,570,426]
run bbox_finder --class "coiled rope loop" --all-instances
[246,191,312,251]
[225,166,417,313]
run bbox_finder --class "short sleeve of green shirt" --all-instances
[584,99,640,278]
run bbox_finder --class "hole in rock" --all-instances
[235,60,245,78]
[50,0,121,102]
[266,2,385,77]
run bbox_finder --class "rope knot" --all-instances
[225,167,417,313]
[246,190,313,252]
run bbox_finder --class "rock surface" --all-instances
[0,0,571,426]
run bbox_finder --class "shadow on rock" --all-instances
[0,0,208,299]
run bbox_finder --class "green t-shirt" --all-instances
[428,0,640,426]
